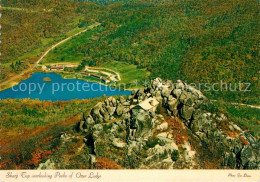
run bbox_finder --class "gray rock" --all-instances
[138,95,144,102]
[122,101,131,106]
[167,97,178,112]
[89,154,96,167]
[38,159,55,170]
[112,138,127,148]
[111,97,117,107]
[99,106,110,121]
[193,109,203,120]
[106,106,116,116]
[244,133,256,146]
[123,107,130,114]
[240,146,253,166]
[155,91,162,101]
[76,77,259,169]
[93,124,103,131]
[172,89,182,99]
[186,85,205,100]
[179,91,194,106]
[162,88,171,98]
[79,120,85,131]
[86,115,95,125]
[157,122,168,131]
[151,78,162,89]
[137,88,145,96]
[190,120,199,132]
[91,103,104,123]
[119,96,126,103]
[116,104,124,116]
[175,80,185,90]
[180,105,195,120]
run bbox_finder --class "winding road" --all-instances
[0,22,101,90]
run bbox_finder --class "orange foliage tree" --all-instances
[95,157,121,169]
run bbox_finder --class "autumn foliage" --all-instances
[167,118,188,145]
[239,136,250,146]
[95,157,122,169]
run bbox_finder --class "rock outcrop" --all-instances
[77,78,259,169]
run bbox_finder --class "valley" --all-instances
[0,0,259,170]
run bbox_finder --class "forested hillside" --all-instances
[74,0,130,5]
[0,0,100,80]
[92,0,259,104]
[1,0,259,104]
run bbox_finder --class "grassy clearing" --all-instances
[101,61,150,89]
[41,27,99,64]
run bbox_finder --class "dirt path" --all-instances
[0,23,101,90]
[229,102,260,110]
[211,100,260,110]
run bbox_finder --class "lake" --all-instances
[0,72,132,101]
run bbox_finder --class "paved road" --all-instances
[0,23,101,89]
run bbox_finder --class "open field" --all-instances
[101,61,150,89]
[40,24,150,89]
[41,27,101,64]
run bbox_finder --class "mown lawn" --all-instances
[101,61,150,89]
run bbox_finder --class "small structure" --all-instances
[89,73,110,83]
[81,72,110,83]
[133,98,159,112]
[49,64,64,71]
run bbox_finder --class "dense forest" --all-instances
[92,0,259,104]
[1,0,259,105]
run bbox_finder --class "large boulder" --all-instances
[90,103,104,123]
[116,104,124,116]
[167,96,178,112]
[240,145,253,166]
[180,105,194,120]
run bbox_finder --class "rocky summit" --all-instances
[77,78,259,169]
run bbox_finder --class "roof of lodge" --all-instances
[133,98,159,111]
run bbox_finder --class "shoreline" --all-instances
[0,71,134,102]
[0,69,136,92]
